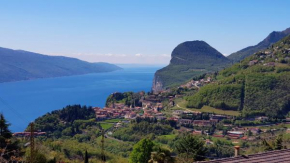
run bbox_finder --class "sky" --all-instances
[0,0,290,65]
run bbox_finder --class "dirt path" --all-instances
[176,104,192,112]
[194,83,200,89]
[105,133,124,142]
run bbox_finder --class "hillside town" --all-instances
[93,77,290,144]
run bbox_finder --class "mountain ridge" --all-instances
[228,27,290,62]
[0,47,122,83]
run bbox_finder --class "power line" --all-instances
[0,96,29,124]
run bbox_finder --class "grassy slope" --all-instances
[100,123,114,130]
[175,100,240,116]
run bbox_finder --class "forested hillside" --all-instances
[105,92,144,107]
[31,105,96,137]
[187,35,290,118]
[0,47,122,82]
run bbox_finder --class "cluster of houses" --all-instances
[248,47,290,67]
[13,132,46,137]
[180,77,212,89]
[214,127,262,140]
[94,104,140,120]
[94,88,280,142]
[94,101,165,121]
[94,100,269,141]
[171,110,227,127]
[170,110,268,140]
[248,59,277,66]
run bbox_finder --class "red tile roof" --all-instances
[200,149,290,163]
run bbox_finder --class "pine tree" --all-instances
[0,113,12,149]
[0,113,19,160]
[175,134,207,161]
[0,114,12,140]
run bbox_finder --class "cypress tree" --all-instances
[84,150,89,163]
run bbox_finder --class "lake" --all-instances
[0,66,162,132]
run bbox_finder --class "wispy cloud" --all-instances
[161,54,170,57]
[48,52,171,64]
[135,53,142,57]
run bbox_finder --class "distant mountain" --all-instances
[152,41,231,92]
[228,27,290,62]
[187,35,290,118]
[0,47,122,82]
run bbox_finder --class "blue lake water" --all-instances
[0,66,162,132]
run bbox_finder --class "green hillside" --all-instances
[187,35,290,118]
[152,41,231,92]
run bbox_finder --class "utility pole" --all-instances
[30,122,35,163]
[101,129,106,163]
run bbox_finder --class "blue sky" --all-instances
[0,0,290,64]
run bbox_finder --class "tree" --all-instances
[129,138,154,163]
[0,114,12,142]
[150,147,174,163]
[262,135,285,152]
[274,135,283,150]
[84,150,89,163]
[175,134,207,162]
[25,150,47,163]
[48,157,56,163]
[247,130,253,136]
[210,139,234,158]
[262,139,273,151]
[34,151,47,163]
[0,113,20,161]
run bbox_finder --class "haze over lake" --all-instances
[0,66,162,132]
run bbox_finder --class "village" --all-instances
[93,76,213,122]
[93,75,290,145]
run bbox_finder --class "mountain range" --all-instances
[228,27,290,62]
[0,47,122,82]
